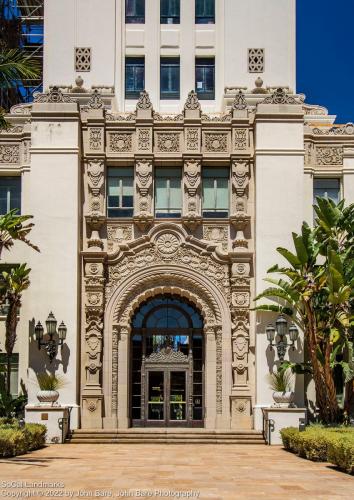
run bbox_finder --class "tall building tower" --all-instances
[1,0,353,440]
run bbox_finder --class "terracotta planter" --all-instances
[272,391,295,408]
[36,390,59,405]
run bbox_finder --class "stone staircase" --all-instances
[67,428,265,445]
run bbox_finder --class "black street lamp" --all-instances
[34,312,67,362]
[266,314,299,361]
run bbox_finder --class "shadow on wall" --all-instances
[28,318,71,384]
[257,311,305,407]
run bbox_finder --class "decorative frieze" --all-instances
[89,128,103,151]
[233,129,248,150]
[137,128,152,151]
[33,86,76,103]
[185,128,200,152]
[156,132,180,153]
[0,144,20,164]
[316,146,343,166]
[108,133,133,153]
[203,132,228,153]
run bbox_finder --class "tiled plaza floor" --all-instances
[0,444,353,500]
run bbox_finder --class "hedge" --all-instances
[280,426,354,474]
[0,421,46,457]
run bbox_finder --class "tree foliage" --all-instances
[255,197,354,424]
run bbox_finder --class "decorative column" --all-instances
[230,256,253,429]
[82,104,107,427]
[182,158,202,229]
[230,159,251,250]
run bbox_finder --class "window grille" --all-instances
[248,48,264,73]
[75,47,91,72]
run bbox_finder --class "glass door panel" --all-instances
[148,371,165,421]
[169,371,186,421]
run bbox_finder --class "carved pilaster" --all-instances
[230,160,251,250]
[86,159,106,249]
[81,260,105,428]
[182,158,202,229]
[133,158,153,230]
[230,256,253,429]
[216,326,223,415]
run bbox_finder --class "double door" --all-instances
[146,368,189,426]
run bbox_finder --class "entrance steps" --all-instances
[67,428,265,445]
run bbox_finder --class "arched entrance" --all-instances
[130,294,204,427]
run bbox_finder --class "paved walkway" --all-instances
[0,444,353,499]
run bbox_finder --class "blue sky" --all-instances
[297,0,354,123]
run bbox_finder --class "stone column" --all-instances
[117,327,130,428]
[204,327,216,429]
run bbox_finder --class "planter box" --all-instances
[262,407,307,445]
[25,405,70,444]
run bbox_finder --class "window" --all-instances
[161,0,180,24]
[155,167,182,218]
[195,58,215,100]
[248,48,265,73]
[313,178,340,204]
[0,177,21,215]
[125,57,145,99]
[160,57,180,99]
[195,0,215,24]
[107,167,134,217]
[125,0,145,23]
[202,167,229,218]
[75,47,91,72]
[0,354,19,397]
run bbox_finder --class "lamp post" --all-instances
[34,312,67,362]
[266,314,299,361]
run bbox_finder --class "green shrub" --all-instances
[0,422,46,457]
[327,434,354,474]
[281,425,354,473]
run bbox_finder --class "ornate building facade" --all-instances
[1,0,353,431]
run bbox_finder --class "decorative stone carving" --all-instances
[203,226,228,251]
[232,291,250,308]
[87,90,104,109]
[137,128,151,151]
[232,90,247,111]
[87,160,104,214]
[155,233,180,255]
[216,327,223,414]
[136,90,153,110]
[182,159,201,228]
[33,86,76,103]
[184,90,201,111]
[107,225,133,252]
[0,144,20,164]
[313,124,354,135]
[305,142,315,166]
[156,132,180,153]
[230,160,251,248]
[234,129,248,150]
[316,146,343,166]
[146,347,189,364]
[186,128,199,152]
[89,128,103,150]
[261,88,299,105]
[204,133,228,153]
[109,133,133,153]
[134,159,153,229]
[23,141,30,164]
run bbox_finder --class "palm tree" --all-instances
[0,209,39,260]
[254,198,354,424]
[0,48,40,127]
[1,264,31,395]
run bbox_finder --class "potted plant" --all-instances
[268,368,295,407]
[36,373,65,406]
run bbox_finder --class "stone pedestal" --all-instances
[230,395,253,429]
[262,407,307,445]
[25,405,70,443]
